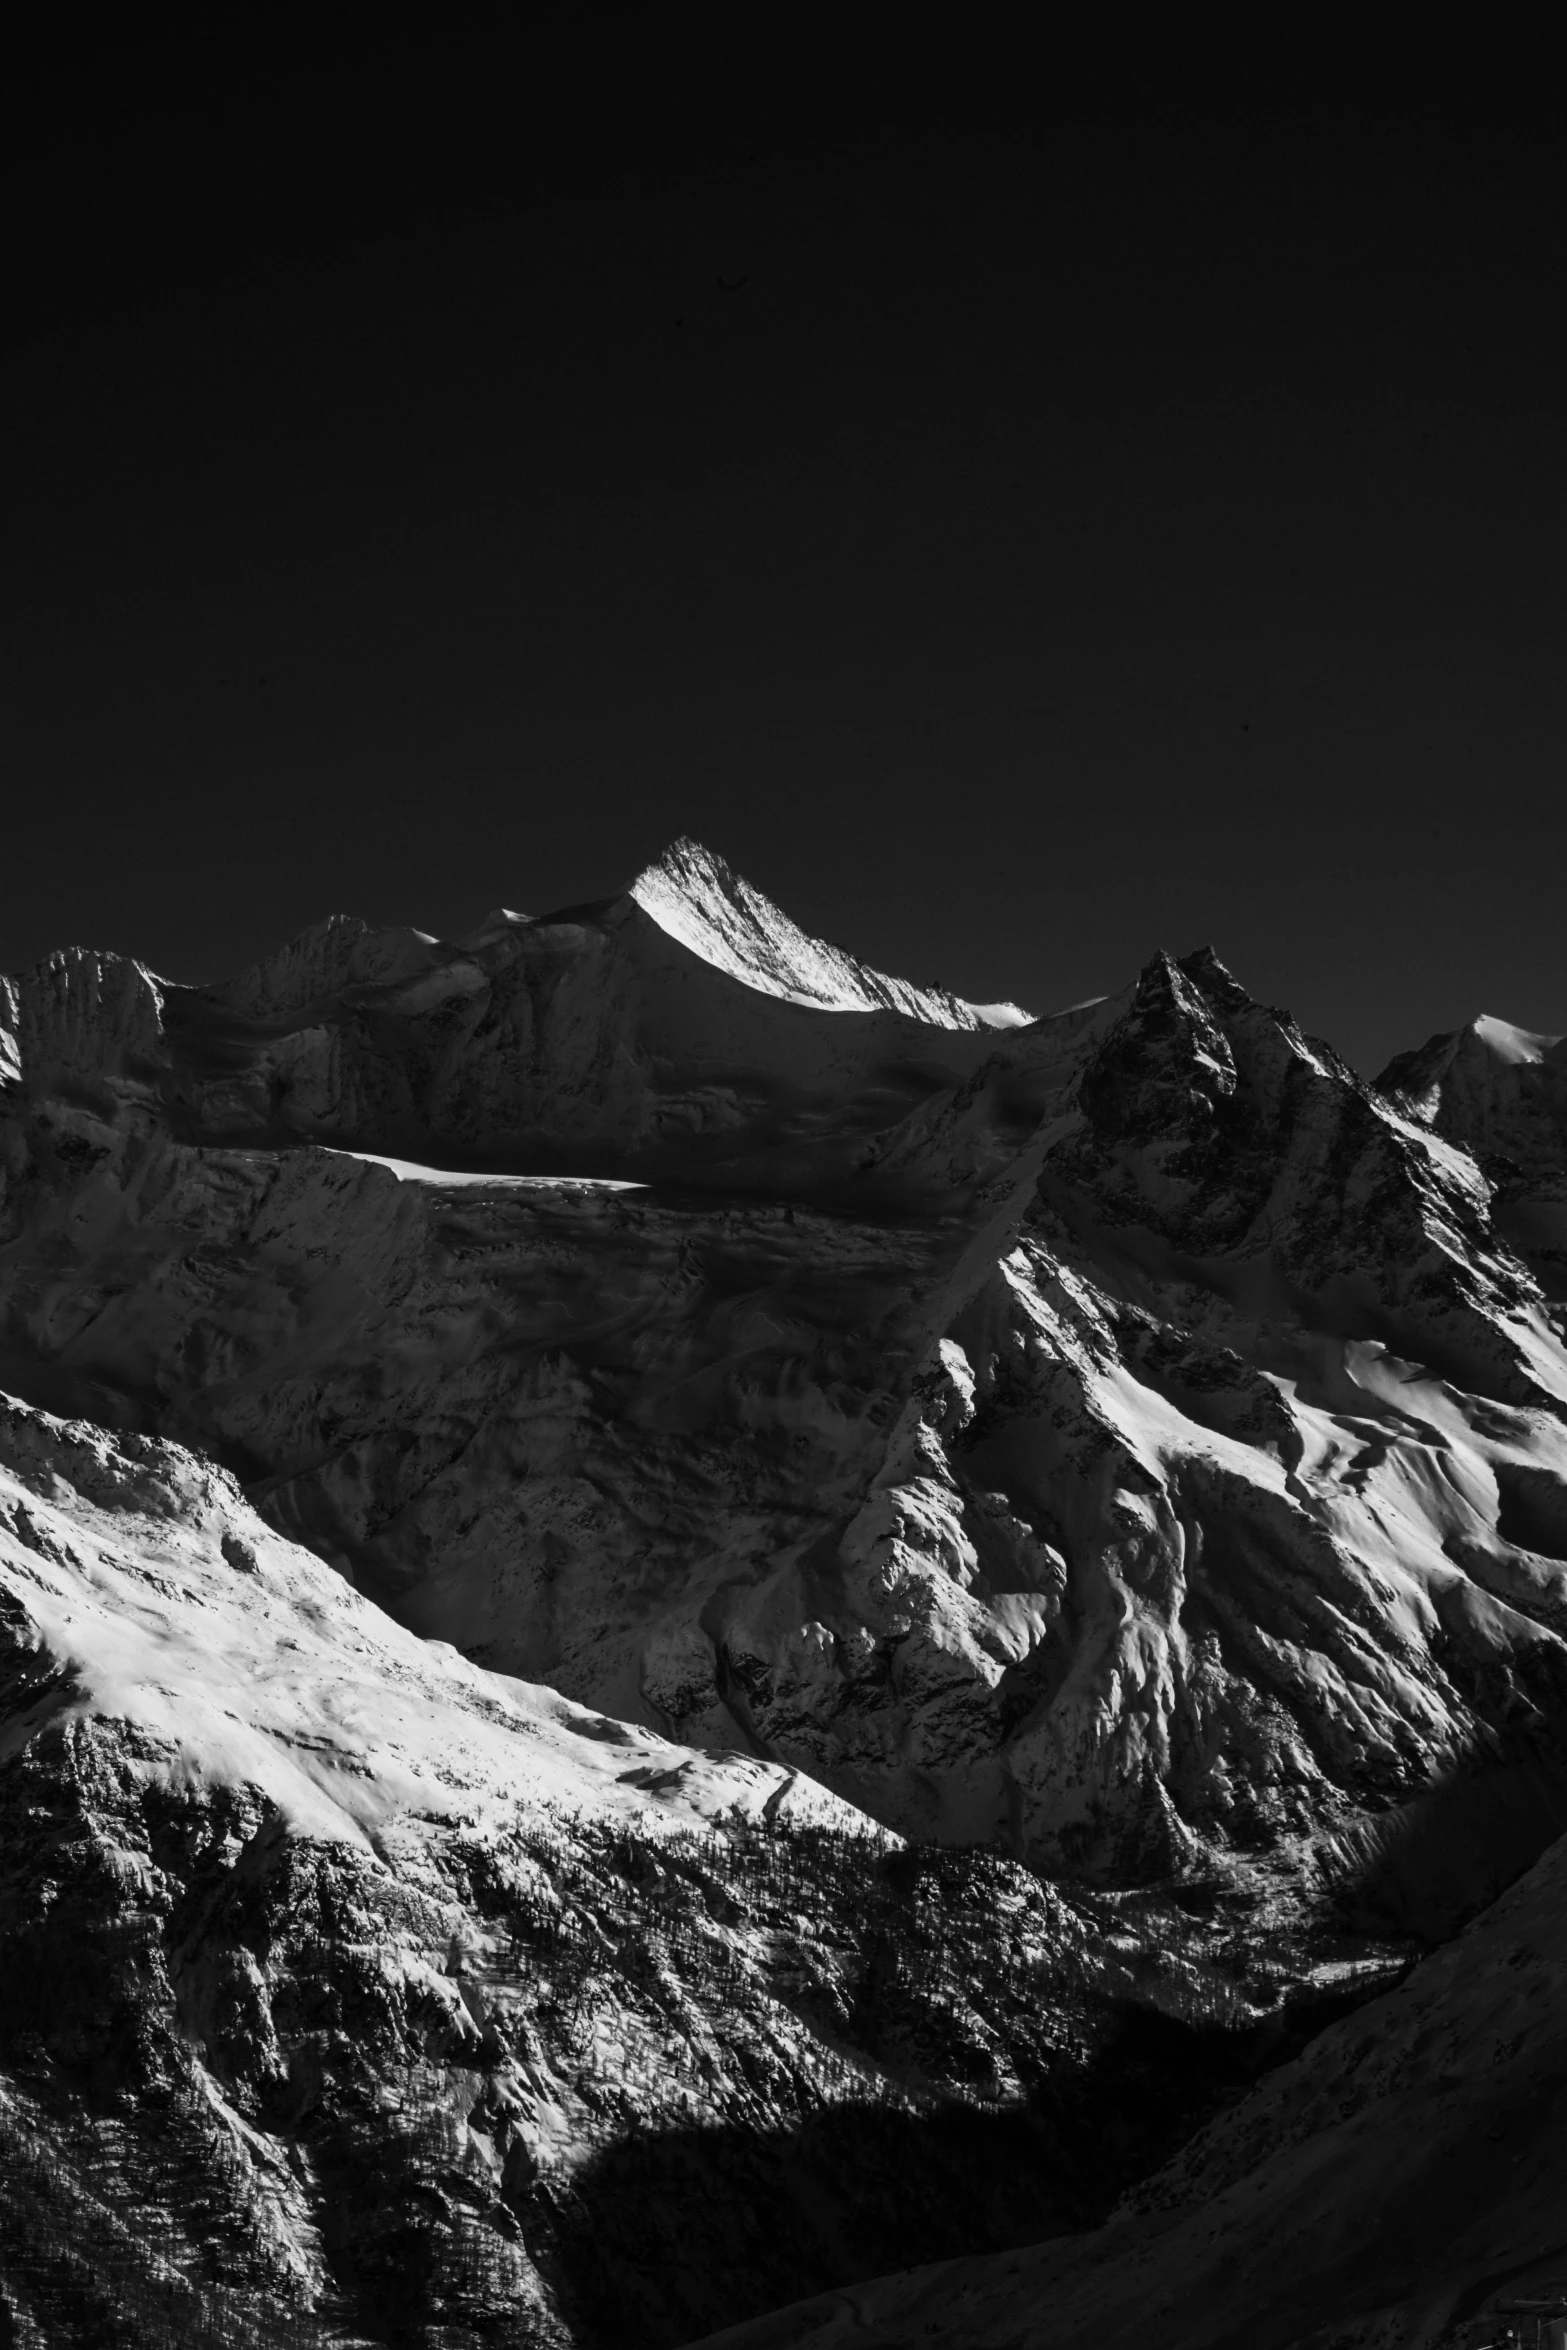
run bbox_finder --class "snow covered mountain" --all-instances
[4,846,1567,1910]
[0,838,1026,1198]
[4,839,1567,2343]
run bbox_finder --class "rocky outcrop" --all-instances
[3,850,1567,1892]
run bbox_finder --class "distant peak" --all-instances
[214,913,442,1018]
[459,906,533,947]
[1467,1013,1564,1066]
[627,838,1032,1031]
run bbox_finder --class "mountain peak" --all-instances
[1377,1011,1567,1106]
[628,836,1031,1030]
[1467,1012,1565,1066]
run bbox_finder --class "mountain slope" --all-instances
[1,1390,1394,2350]
[685,1794,1567,2350]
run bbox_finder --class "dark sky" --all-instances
[4,53,1563,1077]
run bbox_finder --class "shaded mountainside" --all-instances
[0,1392,1396,2349]
[687,1772,1567,2350]
[3,847,1567,1896]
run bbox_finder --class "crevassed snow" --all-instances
[629,838,1032,1030]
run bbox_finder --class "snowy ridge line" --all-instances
[629,837,1032,1028]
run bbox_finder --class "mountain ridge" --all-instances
[3,840,1567,2344]
[4,846,1566,1892]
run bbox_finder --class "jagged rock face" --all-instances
[0,1393,1385,2350]
[3,849,1567,1888]
[956,950,1567,1876]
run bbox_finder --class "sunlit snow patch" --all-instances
[328,1150,647,1191]
[1471,1013,1565,1065]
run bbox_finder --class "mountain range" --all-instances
[4,839,1566,2346]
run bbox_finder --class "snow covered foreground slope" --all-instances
[0,1391,1389,2350]
[3,843,1567,1900]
